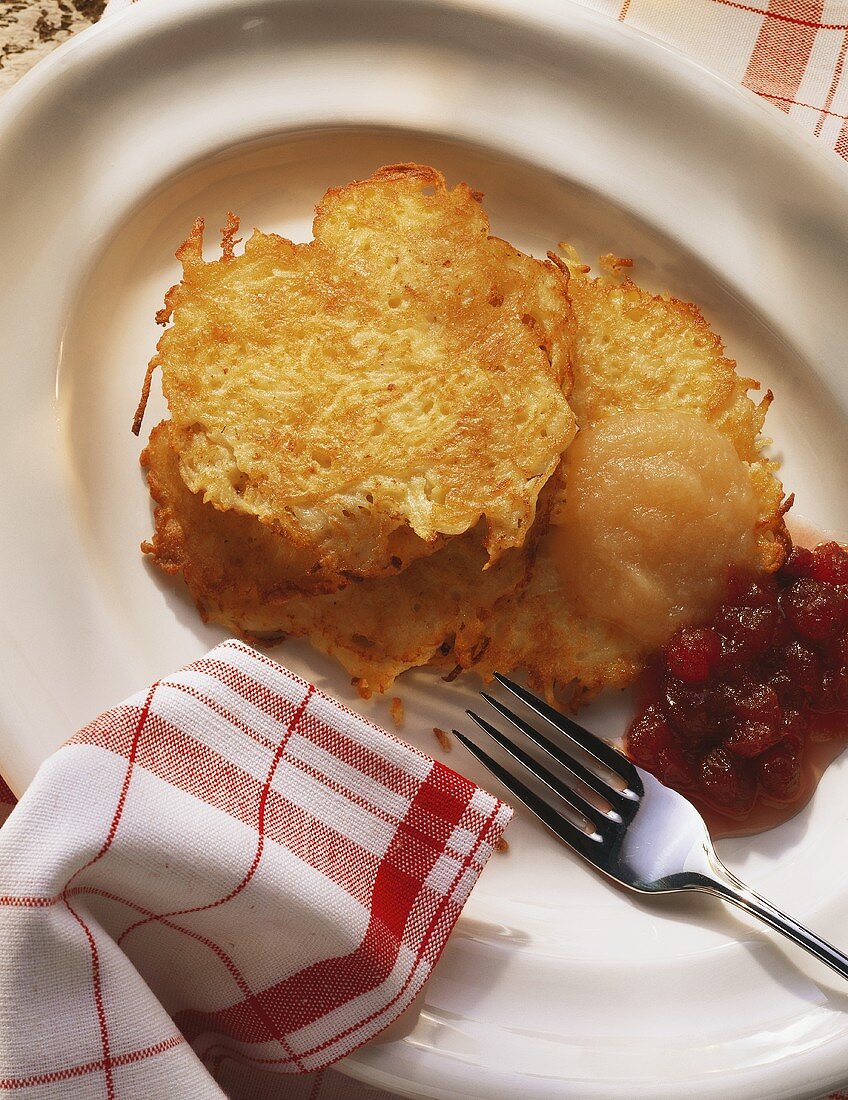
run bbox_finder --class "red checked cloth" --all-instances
[0,640,510,1097]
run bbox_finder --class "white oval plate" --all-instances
[2,0,848,1096]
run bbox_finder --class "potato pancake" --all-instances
[142,420,542,695]
[136,164,576,585]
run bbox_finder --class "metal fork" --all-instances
[455,673,848,982]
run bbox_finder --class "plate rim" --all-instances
[2,1,848,1098]
[3,0,848,193]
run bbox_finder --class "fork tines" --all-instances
[454,674,643,856]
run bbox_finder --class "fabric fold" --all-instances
[0,640,510,1097]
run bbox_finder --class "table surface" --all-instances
[0,0,101,94]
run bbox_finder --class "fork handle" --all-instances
[696,865,848,982]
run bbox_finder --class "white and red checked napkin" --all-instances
[0,641,510,1098]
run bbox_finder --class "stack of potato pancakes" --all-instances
[136,164,788,707]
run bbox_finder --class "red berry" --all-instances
[725,684,783,757]
[666,627,722,684]
[813,668,848,713]
[733,682,781,725]
[700,747,756,814]
[758,740,802,803]
[626,706,694,788]
[769,614,792,649]
[809,542,848,585]
[708,680,743,719]
[781,641,821,695]
[827,635,848,668]
[726,720,784,758]
[662,681,714,742]
[767,669,800,708]
[782,545,814,580]
[715,603,780,660]
[780,706,809,741]
[781,579,841,643]
[634,541,848,826]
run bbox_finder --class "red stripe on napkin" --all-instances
[743,0,824,110]
[0,641,510,1095]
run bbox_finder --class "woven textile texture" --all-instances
[0,641,510,1097]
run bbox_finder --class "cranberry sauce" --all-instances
[625,542,848,837]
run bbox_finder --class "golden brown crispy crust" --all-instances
[141,422,341,604]
[219,211,241,263]
[137,164,577,589]
[141,419,547,696]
